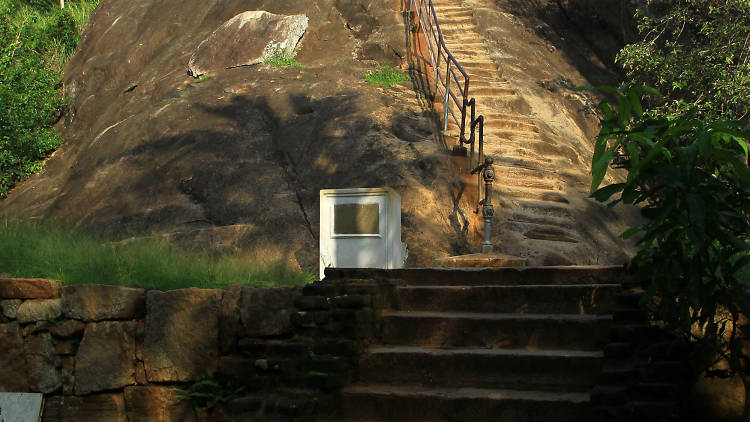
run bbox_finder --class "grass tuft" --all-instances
[0,219,315,289]
[363,63,410,88]
[263,46,301,68]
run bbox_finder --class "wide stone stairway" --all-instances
[325,266,623,421]
[428,0,592,258]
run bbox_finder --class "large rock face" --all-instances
[0,0,641,268]
[188,11,308,77]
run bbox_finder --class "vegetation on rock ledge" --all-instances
[0,219,315,289]
[0,0,98,197]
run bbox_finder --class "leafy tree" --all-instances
[587,85,750,419]
[617,0,750,122]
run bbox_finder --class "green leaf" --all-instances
[634,85,662,97]
[591,183,625,202]
[590,151,614,193]
[628,90,644,119]
[621,225,645,240]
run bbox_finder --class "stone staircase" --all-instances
[428,0,590,258]
[325,266,623,421]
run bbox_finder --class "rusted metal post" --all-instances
[481,156,495,253]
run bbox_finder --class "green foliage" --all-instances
[587,84,750,385]
[363,63,410,88]
[617,0,750,122]
[0,0,98,197]
[263,46,301,68]
[0,219,316,289]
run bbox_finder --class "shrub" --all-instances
[0,0,98,197]
[363,63,410,88]
[587,84,750,417]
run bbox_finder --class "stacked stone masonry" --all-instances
[0,277,378,421]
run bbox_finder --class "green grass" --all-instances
[363,63,410,88]
[0,219,315,289]
[263,46,301,68]
[194,74,211,83]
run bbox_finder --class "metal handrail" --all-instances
[408,0,496,252]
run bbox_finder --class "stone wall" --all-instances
[0,278,377,421]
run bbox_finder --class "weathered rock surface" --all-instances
[124,385,197,422]
[42,393,127,422]
[0,278,61,299]
[188,11,308,77]
[241,286,300,336]
[16,298,62,323]
[75,321,137,394]
[24,332,62,393]
[143,288,221,382]
[62,284,145,321]
[0,0,642,268]
[49,319,86,337]
[0,322,29,391]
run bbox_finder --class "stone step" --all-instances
[380,311,611,350]
[330,384,593,422]
[358,346,604,391]
[494,198,574,219]
[389,284,620,314]
[436,17,474,26]
[495,185,570,205]
[323,266,626,286]
[522,225,581,243]
[506,210,574,229]
[438,9,474,18]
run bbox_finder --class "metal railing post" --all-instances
[443,60,451,131]
[481,156,495,253]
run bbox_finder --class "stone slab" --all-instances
[74,321,137,394]
[41,393,126,422]
[0,323,29,392]
[124,385,197,422]
[23,332,61,393]
[0,392,43,422]
[143,288,221,382]
[241,286,300,337]
[0,279,61,299]
[62,284,145,321]
[434,253,528,268]
[16,299,61,323]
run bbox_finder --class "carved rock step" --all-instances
[505,210,574,229]
[495,185,570,204]
[438,9,474,18]
[358,346,604,390]
[388,284,620,314]
[495,198,574,219]
[380,311,612,350]
[330,383,593,422]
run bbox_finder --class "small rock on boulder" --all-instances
[187,10,308,77]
